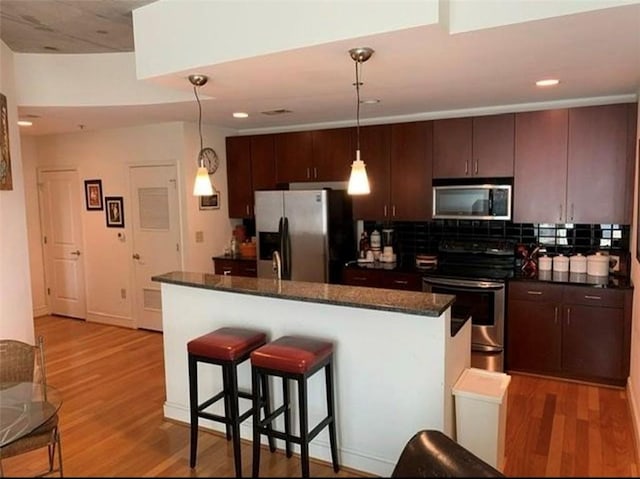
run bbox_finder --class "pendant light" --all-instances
[189,74,215,197]
[347,47,374,195]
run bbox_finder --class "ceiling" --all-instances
[1,1,640,136]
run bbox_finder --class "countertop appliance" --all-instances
[255,189,353,284]
[432,179,512,220]
[422,239,515,372]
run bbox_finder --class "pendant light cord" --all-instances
[193,84,204,166]
[355,59,362,152]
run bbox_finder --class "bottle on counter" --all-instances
[359,232,369,258]
[370,229,381,251]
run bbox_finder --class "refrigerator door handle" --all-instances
[283,217,292,279]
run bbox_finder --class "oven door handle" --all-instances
[423,277,504,290]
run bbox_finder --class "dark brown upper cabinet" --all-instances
[274,128,353,184]
[274,131,313,184]
[566,103,637,224]
[433,114,514,179]
[226,135,276,218]
[351,121,432,221]
[312,128,354,182]
[350,125,391,220]
[513,109,569,224]
[514,103,637,224]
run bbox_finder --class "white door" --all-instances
[130,165,181,331]
[39,169,87,319]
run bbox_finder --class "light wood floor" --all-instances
[2,315,638,477]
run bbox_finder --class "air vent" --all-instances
[261,109,292,116]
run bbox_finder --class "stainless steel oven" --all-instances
[423,276,505,371]
[421,239,514,372]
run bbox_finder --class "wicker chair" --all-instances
[0,337,63,477]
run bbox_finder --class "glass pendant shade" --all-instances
[347,150,370,195]
[193,166,214,196]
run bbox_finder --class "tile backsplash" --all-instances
[363,219,630,263]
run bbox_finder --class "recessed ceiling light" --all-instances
[17,120,33,127]
[536,79,560,87]
[233,112,249,118]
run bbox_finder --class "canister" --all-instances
[538,255,552,271]
[569,253,587,274]
[552,254,569,272]
[587,252,609,277]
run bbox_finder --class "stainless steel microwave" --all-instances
[432,182,512,220]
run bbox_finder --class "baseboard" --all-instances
[33,305,49,318]
[163,401,395,476]
[627,377,640,463]
[86,311,135,329]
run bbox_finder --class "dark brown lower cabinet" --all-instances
[341,268,422,291]
[507,281,632,386]
[213,257,257,277]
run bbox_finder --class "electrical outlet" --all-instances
[195,231,204,243]
[121,288,126,299]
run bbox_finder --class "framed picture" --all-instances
[105,196,125,228]
[84,179,103,210]
[199,193,220,210]
[0,92,13,191]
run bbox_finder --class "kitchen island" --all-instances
[152,271,469,476]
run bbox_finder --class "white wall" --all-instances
[22,121,238,328]
[628,89,640,459]
[0,40,35,342]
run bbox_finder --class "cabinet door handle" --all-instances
[352,276,368,281]
[527,290,543,295]
[559,204,563,222]
[474,159,478,175]
[313,167,317,179]
[570,203,575,221]
[392,205,396,217]
[244,267,257,273]
[554,306,558,325]
[393,280,409,285]
[566,307,571,325]
[584,295,601,300]
[246,204,250,216]
[384,205,388,217]
[465,160,469,175]
[306,167,311,179]
[223,269,232,275]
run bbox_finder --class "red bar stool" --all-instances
[250,335,339,478]
[188,327,275,477]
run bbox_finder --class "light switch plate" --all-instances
[195,231,204,243]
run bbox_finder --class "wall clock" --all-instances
[199,147,219,174]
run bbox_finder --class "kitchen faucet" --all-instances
[272,250,282,280]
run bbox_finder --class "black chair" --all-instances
[392,430,505,478]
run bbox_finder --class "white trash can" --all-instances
[452,367,511,470]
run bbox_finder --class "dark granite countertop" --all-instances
[511,270,633,289]
[152,271,455,317]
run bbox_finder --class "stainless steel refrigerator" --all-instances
[255,189,353,283]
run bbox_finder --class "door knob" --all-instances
[132,253,141,260]
[70,250,81,256]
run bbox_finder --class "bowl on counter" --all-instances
[239,241,256,258]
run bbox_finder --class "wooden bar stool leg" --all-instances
[221,363,232,440]
[260,374,277,452]
[251,367,262,478]
[325,361,340,472]
[227,363,243,477]
[298,376,310,478]
[188,354,199,468]
[283,377,292,458]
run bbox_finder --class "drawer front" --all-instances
[509,281,563,302]
[239,263,257,277]
[383,273,422,291]
[562,286,625,308]
[214,259,237,276]
[341,269,380,287]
